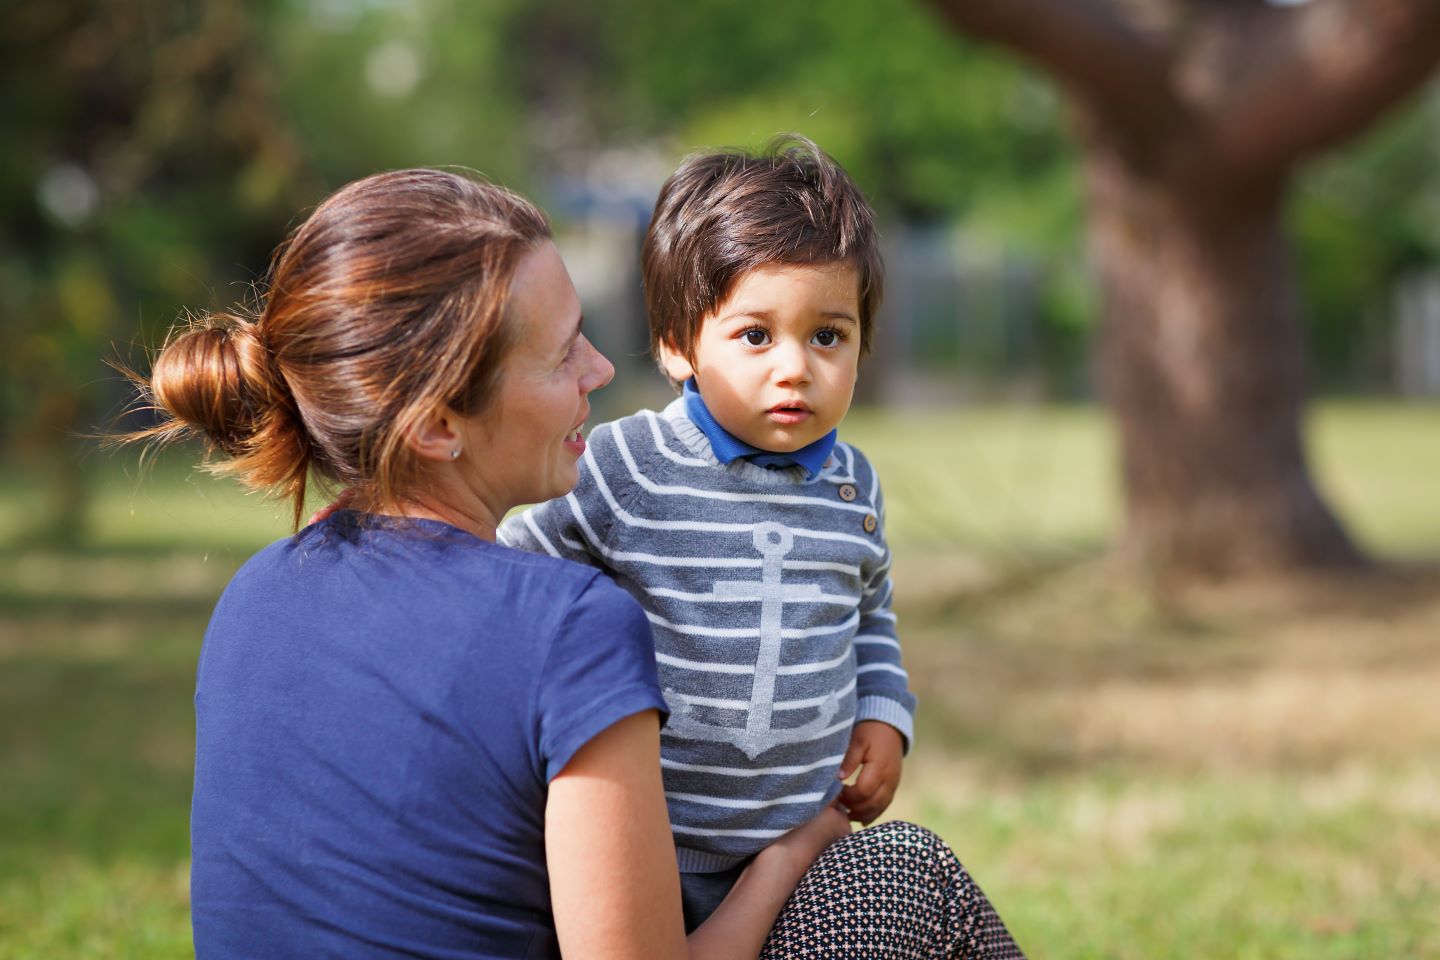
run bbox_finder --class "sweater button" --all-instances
[838,483,857,502]
[862,513,877,533]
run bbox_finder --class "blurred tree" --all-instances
[0,0,315,542]
[931,0,1440,575]
[509,0,1077,222]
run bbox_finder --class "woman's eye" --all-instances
[743,329,768,346]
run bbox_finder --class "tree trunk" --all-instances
[1086,147,1366,575]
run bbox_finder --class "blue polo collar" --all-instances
[682,379,835,479]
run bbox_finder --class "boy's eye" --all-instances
[814,329,837,347]
[743,329,769,346]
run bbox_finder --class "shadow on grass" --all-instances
[0,594,223,620]
[0,658,195,876]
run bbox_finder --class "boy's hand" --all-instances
[837,720,904,825]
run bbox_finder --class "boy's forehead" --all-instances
[715,260,860,311]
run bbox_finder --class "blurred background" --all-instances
[3,0,1439,956]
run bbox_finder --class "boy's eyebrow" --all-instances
[716,308,858,324]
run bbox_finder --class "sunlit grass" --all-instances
[1309,401,1440,557]
[901,763,1440,959]
[2,400,1439,957]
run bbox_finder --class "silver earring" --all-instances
[450,447,462,460]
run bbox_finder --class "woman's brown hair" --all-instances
[126,168,551,527]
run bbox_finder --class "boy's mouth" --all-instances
[766,401,812,425]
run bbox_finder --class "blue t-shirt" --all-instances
[190,511,667,959]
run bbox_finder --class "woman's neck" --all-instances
[379,492,502,542]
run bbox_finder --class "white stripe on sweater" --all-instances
[654,646,852,676]
[556,537,859,575]
[564,489,607,555]
[857,663,909,679]
[666,791,827,810]
[661,754,846,777]
[643,409,712,466]
[643,585,860,607]
[777,653,854,676]
[646,609,860,640]
[521,512,562,558]
[677,679,857,712]
[670,825,789,839]
[862,576,895,605]
[662,716,853,752]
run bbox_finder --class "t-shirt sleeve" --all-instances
[536,574,668,782]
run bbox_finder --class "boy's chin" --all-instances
[752,427,823,453]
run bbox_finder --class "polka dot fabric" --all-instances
[760,821,1025,959]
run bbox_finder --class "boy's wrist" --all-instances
[854,697,914,753]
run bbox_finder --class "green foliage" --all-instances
[512,0,1078,222]
[1292,89,1440,384]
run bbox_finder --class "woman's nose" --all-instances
[580,336,615,393]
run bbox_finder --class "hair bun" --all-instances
[150,313,275,455]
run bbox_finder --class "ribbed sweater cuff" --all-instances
[856,696,915,754]
[676,847,751,873]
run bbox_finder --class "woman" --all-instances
[134,168,1023,958]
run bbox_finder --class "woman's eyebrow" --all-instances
[559,314,584,354]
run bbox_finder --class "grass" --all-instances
[3,400,1439,957]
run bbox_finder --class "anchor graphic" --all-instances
[664,522,844,759]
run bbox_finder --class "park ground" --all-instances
[2,401,1438,958]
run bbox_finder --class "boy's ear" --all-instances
[406,406,464,462]
[656,340,696,384]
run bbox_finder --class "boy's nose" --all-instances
[771,342,811,387]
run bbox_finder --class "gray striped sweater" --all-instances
[499,396,915,871]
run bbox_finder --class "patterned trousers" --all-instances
[759,820,1026,959]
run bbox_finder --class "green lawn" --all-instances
[2,401,1438,958]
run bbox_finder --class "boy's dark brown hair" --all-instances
[642,134,883,371]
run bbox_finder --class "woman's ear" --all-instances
[656,340,696,384]
[407,406,464,463]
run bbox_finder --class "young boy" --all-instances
[499,136,914,928]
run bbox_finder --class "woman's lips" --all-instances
[563,424,587,454]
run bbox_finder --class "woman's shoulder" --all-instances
[222,512,620,610]
[214,513,651,670]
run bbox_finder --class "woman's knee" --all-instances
[853,819,948,853]
[828,819,959,876]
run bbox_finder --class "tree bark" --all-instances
[927,0,1440,577]
[1086,146,1364,574]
